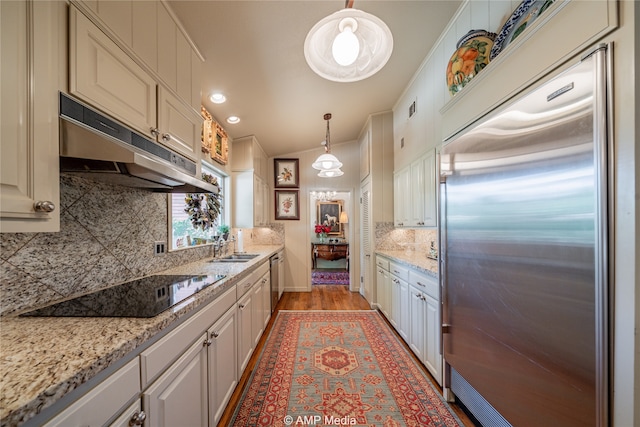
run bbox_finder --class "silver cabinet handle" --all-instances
[211,331,219,338]
[203,338,212,347]
[416,281,425,288]
[129,411,146,426]
[150,127,159,137]
[239,303,246,309]
[34,201,55,213]
[161,133,171,142]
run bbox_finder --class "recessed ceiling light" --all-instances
[226,116,240,124]
[209,93,226,104]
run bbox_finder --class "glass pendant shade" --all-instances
[312,153,343,171]
[304,8,393,82]
[318,168,344,178]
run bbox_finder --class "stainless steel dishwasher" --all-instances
[269,254,279,312]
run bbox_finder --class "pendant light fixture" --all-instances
[304,0,393,82]
[312,113,344,178]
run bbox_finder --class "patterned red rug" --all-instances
[311,270,350,285]
[231,310,462,426]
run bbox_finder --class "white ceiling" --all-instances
[168,0,462,158]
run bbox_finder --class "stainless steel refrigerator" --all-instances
[440,45,609,427]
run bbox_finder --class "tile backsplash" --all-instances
[375,222,438,253]
[0,175,283,316]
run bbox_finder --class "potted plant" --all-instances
[218,224,230,241]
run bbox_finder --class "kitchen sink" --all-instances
[210,254,260,263]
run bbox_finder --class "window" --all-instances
[169,165,227,250]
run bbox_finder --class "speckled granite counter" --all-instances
[0,245,282,427]
[375,250,439,278]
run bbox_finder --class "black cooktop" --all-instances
[20,274,227,318]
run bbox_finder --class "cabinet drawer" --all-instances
[236,261,269,299]
[376,256,390,271]
[389,262,409,282]
[140,285,236,387]
[44,358,140,427]
[409,270,439,300]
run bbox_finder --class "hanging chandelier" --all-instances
[312,113,344,177]
[304,0,393,82]
[310,190,337,201]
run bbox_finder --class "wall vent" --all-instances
[409,100,417,118]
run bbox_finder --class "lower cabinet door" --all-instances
[424,294,442,384]
[143,334,208,427]
[409,286,426,362]
[238,291,254,377]
[208,306,238,426]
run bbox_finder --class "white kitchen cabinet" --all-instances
[143,334,209,427]
[358,112,393,304]
[0,0,62,232]
[252,274,266,347]
[393,166,411,227]
[69,4,202,161]
[409,269,441,384]
[131,0,157,76]
[207,305,238,426]
[69,7,157,140]
[375,256,391,319]
[424,293,442,383]
[237,288,254,376]
[44,358,141,427]
[390,262,409,341]
[157,85,203,161]
[408,283,427,362]
[231,136,270,228]
[236,261,270,377]
[394,150,437,228]
[408,150,437,227]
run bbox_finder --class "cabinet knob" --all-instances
[203,338,212,347]
[33,201,55,213]
[211,331,219,338]
[161,133,171,142]
[239,303,245,309]
[129,411,146,426]
[150,127,159,137]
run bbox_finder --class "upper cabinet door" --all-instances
[0,0,62,232]
[69,6,157,138]
[157,86,202,161]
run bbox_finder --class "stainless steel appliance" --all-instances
[440,45,609,427]
[59,93,219,194]
[20,274,226,317]
[270,254,280,313]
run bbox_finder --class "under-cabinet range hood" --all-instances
[59,93,218,194]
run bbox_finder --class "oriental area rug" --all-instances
[311,270,350,285]
[231,310,462,427]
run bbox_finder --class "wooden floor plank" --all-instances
[217,285,478,426]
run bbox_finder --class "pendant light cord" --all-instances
[324,113,332,153]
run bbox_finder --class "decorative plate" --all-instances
[489,0,555,61]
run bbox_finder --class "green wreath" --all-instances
[184,173,222,231]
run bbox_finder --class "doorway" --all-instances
[309,190,351,287]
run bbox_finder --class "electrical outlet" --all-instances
[154,241,166,255]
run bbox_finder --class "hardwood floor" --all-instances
[217,285,478,426]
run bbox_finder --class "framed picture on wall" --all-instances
[274,158,299,188]
[316,200,343,236]
[275,190,300,220]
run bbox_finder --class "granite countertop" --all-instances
[0,245,282,427]
[375,250,439,278]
